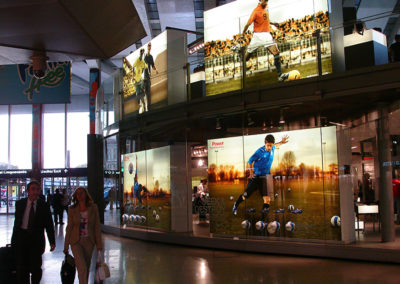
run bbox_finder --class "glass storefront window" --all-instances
[10,105,32,169]
[67,112,89,168]
[43,104,65,168]
[0,106,8,167]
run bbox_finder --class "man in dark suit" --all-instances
[11,180,56,284]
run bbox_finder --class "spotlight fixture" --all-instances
[216,118,222,130]
[247,114,254,126]
[262,121,267,131]
[279,109,285,124]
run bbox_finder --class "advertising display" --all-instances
[207,126,340,240]
[123,32,168,114]
[122,29,187,115]
[0,62,71,104]
[204,0,332,96]
[122,146,171,231]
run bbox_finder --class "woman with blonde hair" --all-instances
[63,187,102,284]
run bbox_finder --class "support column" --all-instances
[377,106,395,242]
[32,104,43,181]
[89,68,100,134]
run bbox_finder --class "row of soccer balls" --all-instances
[242,216,341,233]
[122,213,160,224]
[241,220,294,234]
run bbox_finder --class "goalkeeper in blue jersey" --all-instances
[232,134,289,217]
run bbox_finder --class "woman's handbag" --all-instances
[95,251,110,283]
[60,253,76,284]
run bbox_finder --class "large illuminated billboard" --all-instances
[122,29,187,115]
[207,126,340,240]
[122,146,171,231]
[204,0,332,96]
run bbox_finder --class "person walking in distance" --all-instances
[64,187,103,284]
[12,180,56,284]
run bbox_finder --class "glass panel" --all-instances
[67,112,89,168]
[0,106,9,167]
[10,105,32,169]
[43,104,65,168]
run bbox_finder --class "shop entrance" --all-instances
[0,178,29,214]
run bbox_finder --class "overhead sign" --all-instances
[0,62,71,104]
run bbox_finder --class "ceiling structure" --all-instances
[0,0,399,98]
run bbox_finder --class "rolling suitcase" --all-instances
[0,244,16,283]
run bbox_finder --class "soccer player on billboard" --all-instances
[232,134,289,217]
[241,0,289,81]
[144,42,158,108]
[133,48,148,113]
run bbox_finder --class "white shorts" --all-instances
[247,32,276,53]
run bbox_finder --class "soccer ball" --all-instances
[152,210,157,216]
[129,214,135,223]
[122,214,129,223]
[331,216,341,227]
[141,216,147,223]
[241,220,251,229]
[229,196,234,201]
[158,206,162,211]
[267,221,280,234]
[285,221,295,232]
[255,221,266,231]
[287,187,291,192]
[287,70,301,81]
[288,204,294,211]
[155,214,160,222]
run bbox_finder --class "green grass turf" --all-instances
[206,58,332,96]
[209,177,341,241]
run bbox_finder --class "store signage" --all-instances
[104,170,120,175]
[0,62,71,104]
[40,168,86,177]
[0,170,28,175]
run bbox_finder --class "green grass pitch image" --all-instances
[207,126,341,240]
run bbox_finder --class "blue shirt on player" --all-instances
[248,145,275,176]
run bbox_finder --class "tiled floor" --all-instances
[1,214,400,284]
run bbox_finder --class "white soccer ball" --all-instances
[152,210,157,216]
[255,221,266,231]
[155,214,160,221]
[285,221,295,232]
[331,216,341,227]
[158,206,162,211]
[267,221,280,234]
[229,196,234,201]
[241,220,251,229]
[129,214,135,223]
[141,216,146,223]
[287,187,291,192]
[122,214,129,223]
[274,193,279,198]
[288,204,294,211]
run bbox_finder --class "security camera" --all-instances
[29,52,49,79]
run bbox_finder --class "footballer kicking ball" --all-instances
[331,216,341,227]
[255,221,266,231]
[129,215,135,223]
[267,221,280,234]
[285,221,295,232]
[155,214,160,222]
[288,204,295,211]
[287,70,301,81]
[241,220,251,230]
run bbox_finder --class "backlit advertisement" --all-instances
[123,32,167,114]
[122,146,171,231]
[204,0,332,96]
[207,126,340,240]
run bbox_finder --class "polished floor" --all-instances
[1,214,400,284]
